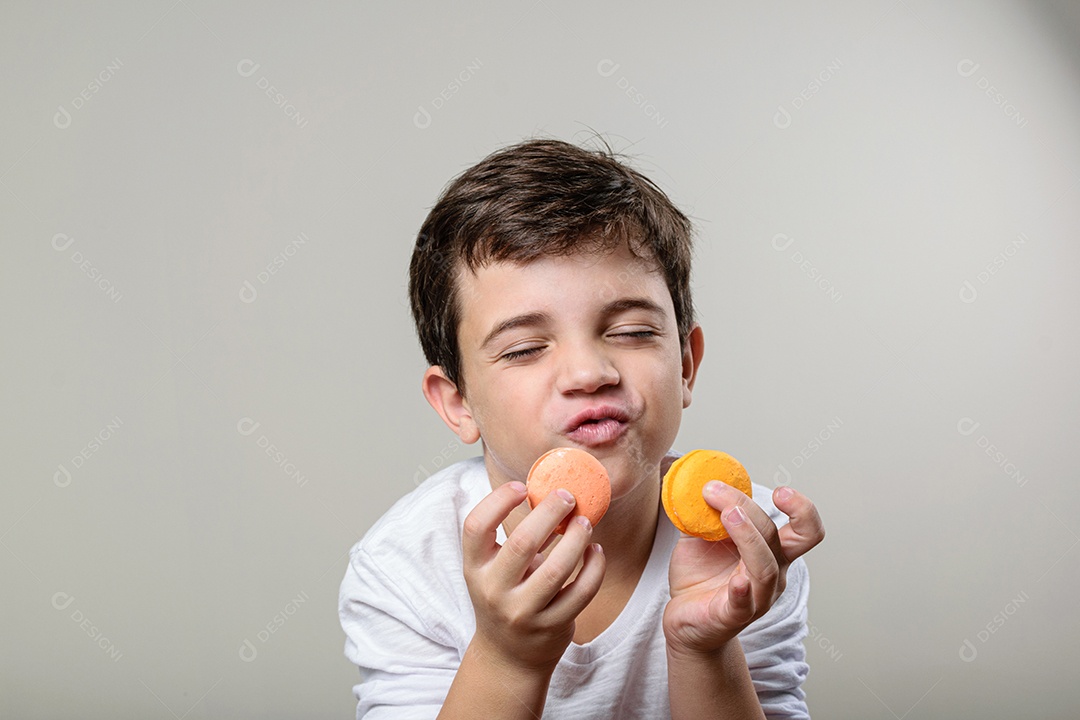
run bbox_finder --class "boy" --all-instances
[339,137,825,718]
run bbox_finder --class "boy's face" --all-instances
[423,240,703,501]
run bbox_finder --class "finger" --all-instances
[547,542,606,621]
[703,482,784,560]
[522,515,594,606]
[493,489,577,581]
[462,481,528,568]
[537,529,559,554]
[720,505,781,609]
[772,487,825,562]
[713,571,755,629]
[523,551,546,579]
[524,528,574,580]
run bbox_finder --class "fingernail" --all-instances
[776,486,794,502]
[727,506,746,526]
[508,481,526,494]
[704,481,723,496]
[591,543,604,555]
[556,488,575,504]
[574,515,591,531]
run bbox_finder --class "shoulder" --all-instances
[339,458,489,714]
[340,456,488,642]
[356,455,488,553]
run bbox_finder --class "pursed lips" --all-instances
[562,405,632,446]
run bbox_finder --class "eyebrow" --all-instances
[479,297,666,352]
[602,297,667,319]
[480,312,551,352]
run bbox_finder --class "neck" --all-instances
[589,467,661,583]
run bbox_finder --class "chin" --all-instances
[607,462,662,502]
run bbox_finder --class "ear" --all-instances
[421,366,481,444]
[681,323,705,409]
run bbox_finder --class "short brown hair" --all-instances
[408,136,696,397]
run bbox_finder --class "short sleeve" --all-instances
[339,543,462,720]
[739,556,811,720]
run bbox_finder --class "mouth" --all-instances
[563,405,631,447]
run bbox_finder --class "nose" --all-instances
[555,338,620,395]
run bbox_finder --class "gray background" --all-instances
[3,1,1078,718]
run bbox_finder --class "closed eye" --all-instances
[610,330,660,343]
[501,346,543,361]
[501,331,656,361]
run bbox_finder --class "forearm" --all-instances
[437,639,552,720]
[667,639,766,720]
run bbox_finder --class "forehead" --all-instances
[454,243,672,338]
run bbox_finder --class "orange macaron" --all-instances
[526,448,611,534]
[662,450,752,541]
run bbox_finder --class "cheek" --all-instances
[634,368,681,417]
[650,346,686,390]
[471,373,535,431]
[657,354,691,414]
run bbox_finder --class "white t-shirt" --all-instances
[339,454,811,719]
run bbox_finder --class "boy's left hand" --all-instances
[663,484,824,655]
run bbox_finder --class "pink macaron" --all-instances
[526,447,611,534]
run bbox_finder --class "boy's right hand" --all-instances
[461,480,606,673]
